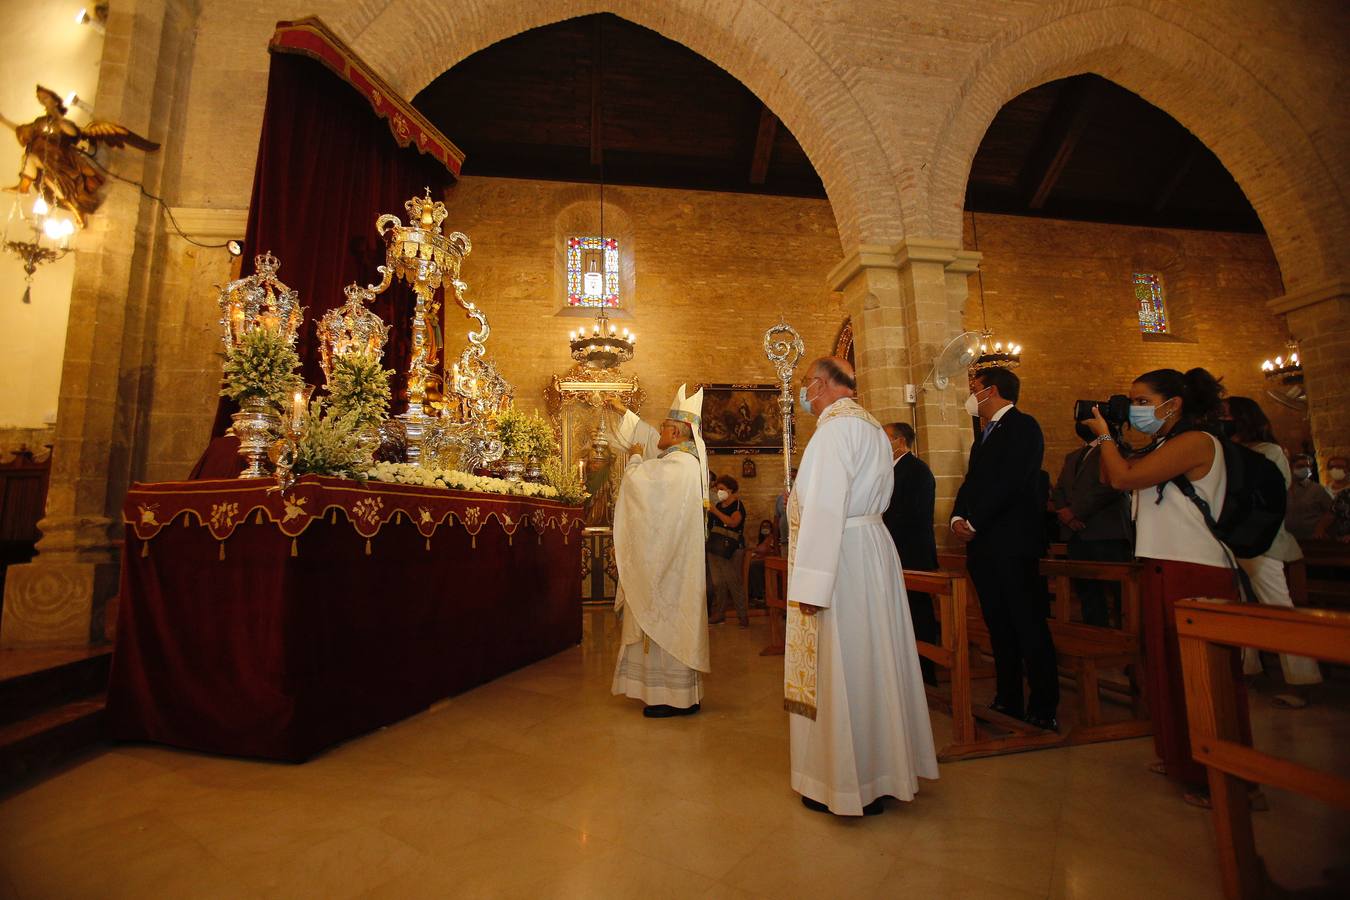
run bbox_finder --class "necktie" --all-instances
[982,419,997,442]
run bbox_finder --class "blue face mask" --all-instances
[799,384,818,416]
[1129,404,1166,434]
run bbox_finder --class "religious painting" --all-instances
[698,383,785,454]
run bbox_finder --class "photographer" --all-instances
[1082,367,1256,809]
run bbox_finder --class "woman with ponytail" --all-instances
[1083,368,1260,808]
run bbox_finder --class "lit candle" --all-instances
[292,391,304,431]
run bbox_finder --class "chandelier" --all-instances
[1261,342,1302,386]
[967,212,1021,372]
[4,186,76,304]
[569,308,635,369]
[972,331,1023,372]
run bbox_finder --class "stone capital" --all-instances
[827,237,981,292]
[164,206,248,240]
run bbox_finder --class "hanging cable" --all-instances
[82,150,233,250]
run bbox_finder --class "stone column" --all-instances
[828,238,980,550]
[1270,281,1350,469]
[2,0,197,647]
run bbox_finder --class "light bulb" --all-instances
[42,218,64,239]
[1261,360,1272,370]
[1275,356,1283,367]
[61,219,76,237]
[75,8,87,24]
[32,196,49,216]
[65,91,78,108]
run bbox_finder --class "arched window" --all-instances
[567,236,620,307]
[1134,272,1169,334]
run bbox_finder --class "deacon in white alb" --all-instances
[786,357,938,815]
[609,385,711,718]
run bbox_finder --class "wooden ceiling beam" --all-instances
[1022,78,1099,210]
[749,105,778,185]
[1152,142,1201,214]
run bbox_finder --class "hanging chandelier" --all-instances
[967,212,1022,373]
[1261,342,1302,386]
[569,308,635,369]
[559,17,636,371]
[4,184,76,304]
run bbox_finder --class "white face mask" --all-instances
[965,385,991,417]
[1330,468,1348,482]
[1292,467,1312,481]
[716,489,730,502]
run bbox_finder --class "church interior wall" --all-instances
[0,2,104,445]
[961,211,1302,474]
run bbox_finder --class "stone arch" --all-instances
[925,2,1347,292]
[330,0,907,250]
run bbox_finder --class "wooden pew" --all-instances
[759,556,787,656]
[1175,600,1350,900]
[1298,539,1350,611]
[906,568,1066,760]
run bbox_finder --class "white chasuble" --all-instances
[786,397,938,814]
[611,414,710,704]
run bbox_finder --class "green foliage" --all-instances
[288,399,368,480]
[496,407,559,460]
[220,327,303,405]
[326,350,392,428]
[540,455,588,506]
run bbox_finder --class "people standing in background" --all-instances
[1051,419,1133,627]
[708,475,749,627]
[1226,397,1321,708]
[881,421,939,685]
[1314,456,1350,541]
[746,518,779,606]
[1285,453,1332,542]
[951,367,1058,731]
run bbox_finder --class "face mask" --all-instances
[1330,468,1347,482]
[798,381,821,416]
[1128,401,1172,435]
[1074,421,1096,444]
[716,490,729,502]
[760,528,771,537]
[1292,467,1311,480]
[964,385,991,418]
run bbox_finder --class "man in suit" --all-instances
[1051,421,1133,627]
[951,367,1058,730]
[882,422,939,685]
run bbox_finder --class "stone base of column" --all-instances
[1,559,117,648]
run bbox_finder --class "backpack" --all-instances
[1165,437,1287,559]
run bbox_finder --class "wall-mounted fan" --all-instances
[923,331,982,390]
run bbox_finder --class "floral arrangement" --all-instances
[282,399,368,480]
[367,461,563,500]
[325,350,392,428]
[220,326,303,405]
[540,456,588,506]
[495,407,559,461]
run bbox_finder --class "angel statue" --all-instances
[1,85,159,227]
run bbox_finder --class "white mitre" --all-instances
[668,383,710,509]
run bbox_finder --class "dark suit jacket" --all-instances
[952,405,1046,558]
[883,452,938,571]
[1050,446,1132,543]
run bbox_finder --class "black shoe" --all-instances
[988,699,1023,719]
[862,798,885,816]
[1024,714,1059,732]
[643,703,701,718]
[800,796,830,813]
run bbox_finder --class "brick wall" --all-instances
[962,212,1304,483]
[439,176,845,532]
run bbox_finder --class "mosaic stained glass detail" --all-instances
[1134,272,1168,334]
[567,236,620,307]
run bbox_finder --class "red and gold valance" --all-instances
[269,17,465,176]
[124,477,582,552]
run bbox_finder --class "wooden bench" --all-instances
[906,568,1066,760]
[936,550,1150,747]
[1175,600,1350,899]
[1299,539,1350,611]
[759,556,787,656]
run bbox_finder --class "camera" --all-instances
[1074,395,1130,426]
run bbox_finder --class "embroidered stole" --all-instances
[783,398,883,720]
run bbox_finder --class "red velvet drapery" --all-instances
[207,51,452,442]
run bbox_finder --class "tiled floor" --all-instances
[1,610,1346,899]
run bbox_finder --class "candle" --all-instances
[292,391,304,431]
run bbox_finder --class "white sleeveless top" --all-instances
[1134,432,1230,568]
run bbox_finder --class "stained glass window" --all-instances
[567,236,620,307]
[1134,272,1169,334]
